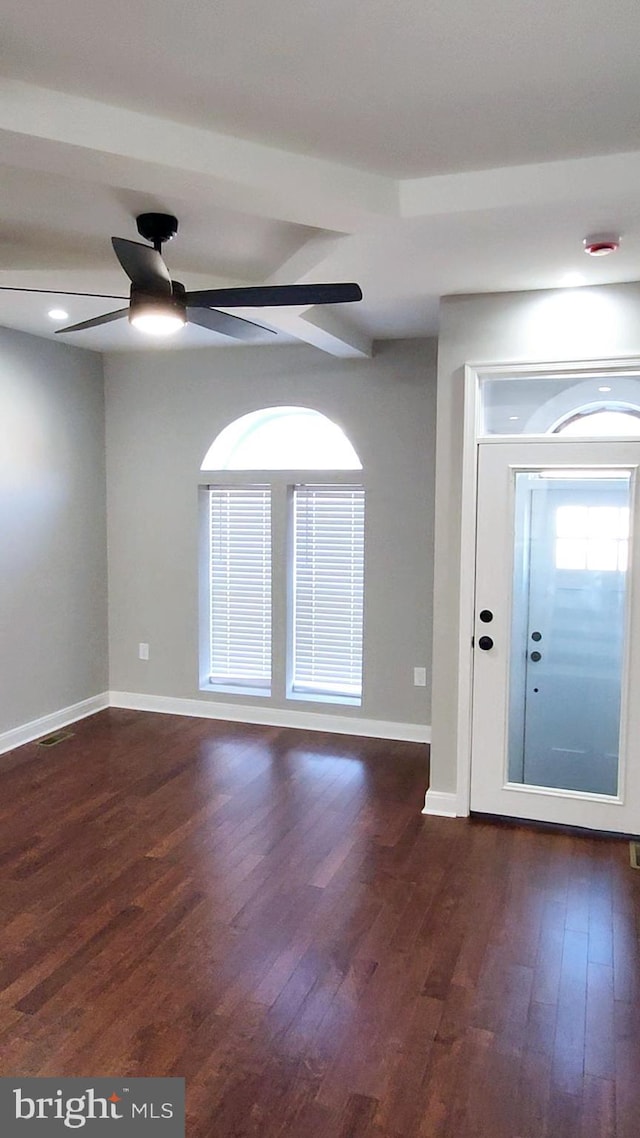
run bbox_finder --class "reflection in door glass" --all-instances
[508,471,631,796]
[554,506,629,572]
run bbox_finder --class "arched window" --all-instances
[201,406,362,470]
[199,407,365,707]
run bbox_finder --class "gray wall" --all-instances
[104,338,436,726]
[0,326,108,734]
[431,282,640,796]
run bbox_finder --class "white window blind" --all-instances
[209,486,271,690]
[292,485,364,699]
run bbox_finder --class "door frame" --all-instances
[454,356,640,819]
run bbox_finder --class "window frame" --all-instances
[199,469,366,707]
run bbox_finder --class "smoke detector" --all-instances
[583,234,620,256]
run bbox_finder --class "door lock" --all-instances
[478,635,494,651]
[530,650,542,662]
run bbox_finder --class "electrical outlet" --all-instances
[413,666,426,687]
[138,642,150,661]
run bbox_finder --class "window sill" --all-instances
[287,689,362,709]
[201,682,271,699]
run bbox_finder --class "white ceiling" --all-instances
[2,0,640,355]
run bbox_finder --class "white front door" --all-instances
[470,440,640,832]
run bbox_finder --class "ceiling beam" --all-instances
[298,306,372,358]
[0,79,397,233]
[255,305,372,358]
[400,150,640,218]
[265,234,347,285]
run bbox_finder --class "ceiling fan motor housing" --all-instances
[136,213,179,249]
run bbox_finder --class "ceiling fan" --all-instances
[1,213,362,341]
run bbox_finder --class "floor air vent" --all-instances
[630,842,640,870]
[36,730,75,748]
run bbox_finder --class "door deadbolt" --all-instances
[530,650,542,662]
[478,635,494,651]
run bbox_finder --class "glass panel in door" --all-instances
[508,472,630,796]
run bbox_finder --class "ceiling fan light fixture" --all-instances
[130,310,185,336]
[129,296,186,337]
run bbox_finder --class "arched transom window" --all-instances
[201,406,362,470]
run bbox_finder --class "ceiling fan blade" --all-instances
[55,308,129,334]
[0,286,127,299]
[187,306,275,341]
[185,282,363,308]
[111,237,172,295]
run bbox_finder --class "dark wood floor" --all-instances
[0,709,638,1137]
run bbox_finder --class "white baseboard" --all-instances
[0,692,110,757]
[422,789,458,817]
[0,690,429,761]
[109,691,430,744]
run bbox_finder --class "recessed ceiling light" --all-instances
[598,385,612,392]
[583,234,620,256]
[509,415,519,421]
[48,308,69,320]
